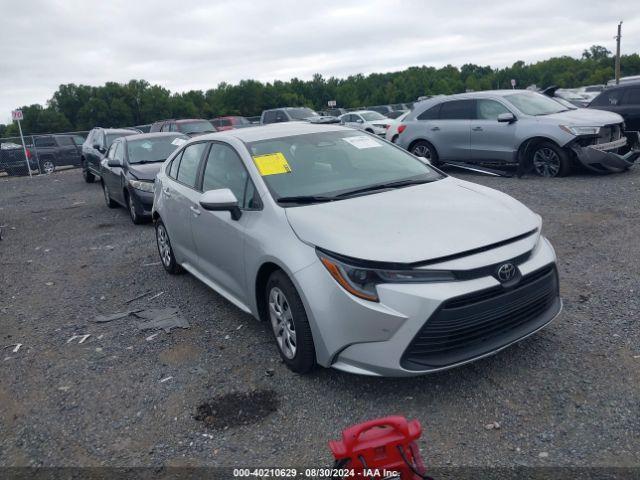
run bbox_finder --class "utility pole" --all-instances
[615,21,622,85]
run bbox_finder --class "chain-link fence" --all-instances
[0,131,88,177]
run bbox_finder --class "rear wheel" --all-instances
[155,219,182,274]
[82,160,95,183]
[410,140,439,165]
[265,270,316,374]
[531,141,572,177]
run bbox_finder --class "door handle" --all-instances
[190,206,201,216]
[472,126,483,131]
[430,126,440,131]
[163,187,172,197]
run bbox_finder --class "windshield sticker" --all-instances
[252,152,292,176]
[343,136,383,149]
[171,138,187,146]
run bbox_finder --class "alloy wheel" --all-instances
[156,224,172,267]
[533,147,561,177]
[412,144,431,160]
[42,161,55,174]
[268,287,297,359]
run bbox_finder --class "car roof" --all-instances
[100,128,140,134]
[190,121,348,143]
[604,80,640,90]
[344,110,379,115]
[119,132,186,142]
[263,107,314,112]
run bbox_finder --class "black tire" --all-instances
[410,140,440,165]
[40,158,56,175]
[102,181,117,208]
[82,160,95,183]
[155,219,182,274]
[126,192,144,225]
[265,270,316,374]
[530,141,572,177]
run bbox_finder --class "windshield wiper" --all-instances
[276,195,337,204]
[335,178,433,198]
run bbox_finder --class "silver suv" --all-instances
[397,90,639,177]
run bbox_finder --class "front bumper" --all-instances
[294,236,560,377]
[129,187,154,216]
[571,131,640,173]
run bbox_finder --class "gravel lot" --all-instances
[0,167,639,470]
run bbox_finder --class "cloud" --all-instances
[0,0,638,124]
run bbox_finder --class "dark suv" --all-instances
[32,135,82,174]
[81,128,140,183]
[149,119,215,136]
[589,81,640,131]
[260,107,320,124]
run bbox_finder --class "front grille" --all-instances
[597,124,622,144]
[401,264,560,370]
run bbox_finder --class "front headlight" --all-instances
[559,125,601,136]
[317,250,454,302]
[129,179,155,193]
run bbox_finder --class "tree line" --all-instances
[2,45,639,138]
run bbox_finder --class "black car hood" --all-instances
[127,162,163,181]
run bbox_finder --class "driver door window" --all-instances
[201,143,259,209]
[476,99,510,120]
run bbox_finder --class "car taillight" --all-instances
[25,148,32,159]
[397,124,407,134]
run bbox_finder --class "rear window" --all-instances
[287,108,318,120]
[176,120,215,134]
[106,131,137,147]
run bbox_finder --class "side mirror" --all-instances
[107,158,122,168]
[497,112,516,123]
[93,143,102,151]
[199,188,242,220]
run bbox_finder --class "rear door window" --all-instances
[176,143,207,188]
[623,88,640,105]
[439,100,476,120]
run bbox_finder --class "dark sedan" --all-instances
[100,132,188,224]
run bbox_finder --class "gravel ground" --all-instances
[0,167,638,470]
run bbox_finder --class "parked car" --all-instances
[588,81,640,132]
[339,110,394,136]
[385,111,411,143]
[397,90,639,177]
[0,142,37,175]
[31,134,82,174]
[386,110,409,119]
[607,75,640,86]
[149,119,216,136]
[246,116,261,124]
[81,127,140,183]
[152,122,561,376]
[211,116,252,131]
[260,107,320,124]
[365,105,393,116]
[100,132,188,224]
[319,108,347,117]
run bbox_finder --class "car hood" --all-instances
[541,108,623,126]
[127,162,163,181]
[285,177,540,264]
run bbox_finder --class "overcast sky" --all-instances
[1,0,639,123]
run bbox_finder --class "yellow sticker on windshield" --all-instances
[252,152,292,176]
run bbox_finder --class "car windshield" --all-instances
[504,92,568,116]
[287,108,319,120]
[177,120,215,134]
[106,131,137,147]
[245,130,443,204]
[127,135,187,163]
[360,111,387,121]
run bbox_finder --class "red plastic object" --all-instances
[329,416,427,479]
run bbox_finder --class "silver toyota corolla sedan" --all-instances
[152,122,561,377]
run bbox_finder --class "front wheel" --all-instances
[531,142,572,177]
[155,219,182,274]
[126,193,144,225]
[102,182,117,208]
[82,160,95,183]
[265,270,316,374]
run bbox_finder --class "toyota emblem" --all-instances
[496,263,517,283]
